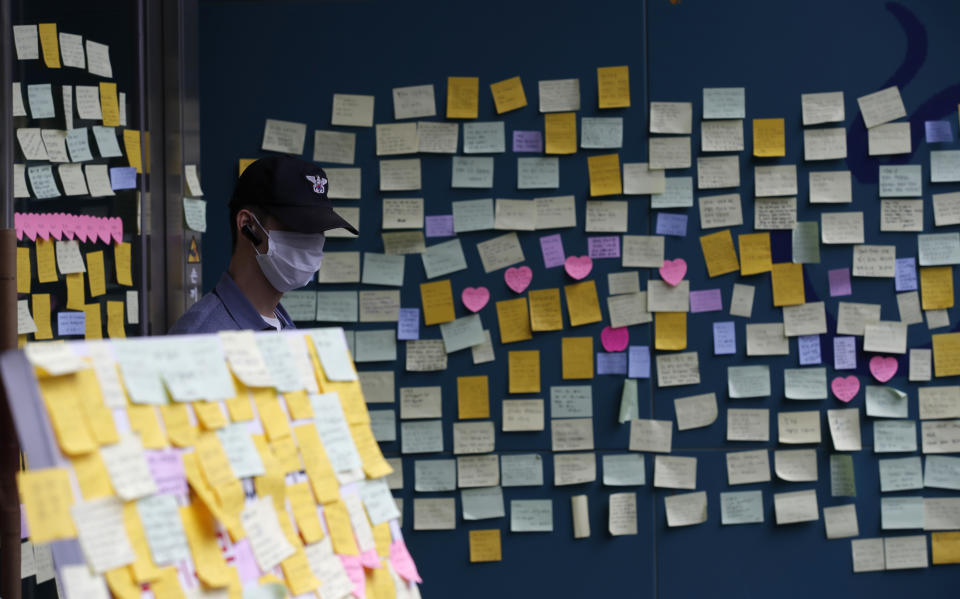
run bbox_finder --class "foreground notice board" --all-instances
[4,330,421,599]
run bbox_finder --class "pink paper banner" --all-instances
[15,212,124,244]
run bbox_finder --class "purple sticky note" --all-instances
[587,236,620,259]
[225,539,262,583]
[828,268,851,297]
[713,321,736,355]
[895,257,917,291]
[627,345,650,379]
[655,213,688,237]
[425,215,454,238]
[397,307,420,340]
[925,120,953,143]
[109,166,138,190]
[146,449,188,497]
[689,289,722,313]
[20,504,28,539]
[57,311,85,336]
[597,352,628,375]
[798,335,821,365]
[834,336,857,370]
[513,130,543,153]
[540,233,566,268]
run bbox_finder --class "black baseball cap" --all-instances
[230,156,359,235]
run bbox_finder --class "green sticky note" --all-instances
[830,454,856,497]
[618,379,639,423]
[792,221,821,264]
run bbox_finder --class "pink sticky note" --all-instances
[48,214,65,240]
[564,255,593,280]
[659,258,687,286]
[505,266,533,293]
[831,376,860,403]
[340,555,366,599]
[146,449,188,497]
[869,355,898,382]
[361,548,380,569]
[601,326,629,352]
[461,286,490,312]
[34,215,51,240]
[389,540,423,583]
[226,539,262,583]
[13,213,23,241]
[540,233,565,268]
[110,217,124,243]
[689,289,722,313]
[98,217,113,244]
[828,268,851,297]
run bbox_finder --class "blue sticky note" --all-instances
[57,311,85,336]
[798,335,821,366]
[597,352,628,375]
[655,213,688,237]
[833,336,857,370]
[397,307,420,340]
[713,321,736,355]
[627,345,650,379]
[109,166,138,190]
[925,120,953,143]
[895,257,917,292]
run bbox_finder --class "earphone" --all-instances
[241,223,262,245]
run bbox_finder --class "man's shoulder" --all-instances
[167,291,237,335]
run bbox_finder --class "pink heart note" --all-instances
[461,286,490,312]
[831,376,860,403]
[869,356,898,383]
[505,266,533,293]
[601,326,629,352]
[564,255,593,280]
[659,258,687,286]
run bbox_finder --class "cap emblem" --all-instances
[305,175,327,194]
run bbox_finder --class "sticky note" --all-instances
[509,350,541,393]
[37,23,60,68]
[771,262,805,306]
[933,332,960,377]
[713,321,736,355]
[457,375,489,419]
[513,130,543,153]
[920,265,954,310]
[87,250,106,297]
[468,529,502,563]
[107,300,126,338]
[496,297,532,344]
[529,288,563,331]
[690,289,722,313]
[446,76,479,119]
[753,118,785,157]
[562,337,594,379]
[545,112,577,155]
[31,294,52,340]
[564,280,602,326]
[84,303,102,339]
[115,242,133,286]
[597,65,630,109]
[655,312,687,351]
[699,230,739,277]
[36,238,57,283]
[65,272,85,310]
[239,158,256,176]
[123,129,142,173]
[540,234,566,268]
[100,82,120,127]
[490,76,527,114]
[588,153,622,196]
[738,233,772,275]
[17,247,31,293]
[932,532,960,564]
[828,268,852,297]
[419,279,455,326]
[17,468,76,543]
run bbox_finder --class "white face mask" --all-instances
[250,216,325,292]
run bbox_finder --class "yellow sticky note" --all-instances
[255,390,292,441]
[180,503,232,588]
[368,563,395,597]
[753,118,785,157]
[457,375,490,419]
[738,233,772,276]
[17,468,76,544]
[323,500,360,555]
[372,521,391,557]
[239,159,256,177]
[152,567,186,599]
[920,265,954,310]
[529,288,563,331]
[17,247,31,293]
[562,337,594,380]
[127,405,168,449]
[933,332,960,378]
[420,279,456,326]
[123,502,162,583]
[226,378,254,421]
[545,112,577,155]
[597,65,630,108]
[588,153,623,196]
[36,239,57,283]
[699,229,740,277]
[469,529,502,563]
[270,437,301,474]
[508,350,540,394]
[933,531,960,564]
[564,280,603,326]
[350,422,393,479]
[31,293,53,340]
[100,82,120,127]
[107,300,126,338]
[655,312,687,351]
[446,76,479,119]
[195,433,244,516]
[496,297,533,344]
[65,272,85,310]
[770,262,805,306]
[161,403,199,447]
[87,250,106,297]
[123,129,143,173]
[194,402,227,430]
[76,368,118,445]
[37,23,61,68]
[294,424,338,504]
[84,303,103,339]
[105,566,143,599]
[490,76,527,114]
[282,550,321,596]
[284,390,312,421]
[70,451,115,499]
[39,374,97,455]
[115,242,133,286]
[287,482,325,544]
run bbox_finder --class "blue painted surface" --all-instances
[198,1,960,596]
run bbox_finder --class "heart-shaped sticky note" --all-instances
[831,376,860,403]
[505,266,533,293]
[461,286,490,312]
[659,258,687,286]
[601,326,629,352]
[869,356,898,383]
[564,255,593,280]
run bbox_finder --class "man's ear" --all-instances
[236,209,264,247]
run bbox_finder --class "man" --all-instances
[169,156,358,334]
